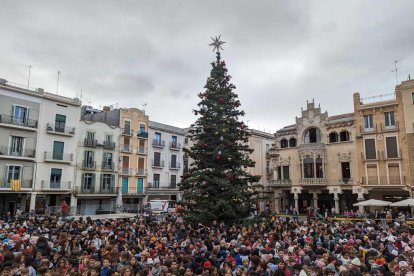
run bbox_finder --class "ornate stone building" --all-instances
[269,100,357,213]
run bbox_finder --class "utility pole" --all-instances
[27,65,32,89]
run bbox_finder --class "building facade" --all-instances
[74,106,120,215]
[0,80,39,214]
[147,121,185,202]
[269,100,358,214]
[118,108,149,207]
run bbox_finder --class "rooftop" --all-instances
[149,121,186,135]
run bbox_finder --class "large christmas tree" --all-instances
[180,36,261,225]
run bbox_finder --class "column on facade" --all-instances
[274,191,281,214]
[70,194,78,215]
[356,193,365,213]
[273,168,277,180]
[312,192,319,208]
[313,156,317,179]
[29,192,37,211]
[294,193,299,212]
[333,193,340,214]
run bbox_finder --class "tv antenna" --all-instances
[56,70,61,94]
[391,59,404,85]
[27,65,32,89]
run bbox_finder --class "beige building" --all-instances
[353,79,414,202]
[118,108,149,207]
[269,100,358,214]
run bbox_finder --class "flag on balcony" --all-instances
[11,179,21,192]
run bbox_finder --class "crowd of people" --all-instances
[1,209,414,276]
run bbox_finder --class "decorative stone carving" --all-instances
[337,152,352,162]
[271,156,291,168]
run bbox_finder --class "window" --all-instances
[304,128,321,144]
[388,164,401,184]
[13,106,27,124]
[103,152,113,165]
[83,173,94,190]
[412,92,414,104]
[364,139,376,159]
[282,166,290,180]
[266,161,271,175]
[86,131,95,141]
[340,131,350,142]
[124,121,130,132]
[384,112,395,127]
[55,114,66,132]
[184,137,188,145]
[7,166,21,182]
[341,162,351,182]
[154,152,161,166]
[10,136,24,156]
[280,139,288,148]
[303,156,314,178]
[105,134,112,143]
[50,168,62,188]
[266,144,270,151]
[171,154,177,168]
[363,115,374,130]
[53,141,64,160]
[171,175,177,188]
[101,174,113,190]
[171,135,178,147]
[385,136,398,158]
[183,158,188,173]
[84,151,94,166]
[316,156,323,178]
[153,174,160,188]
[155,132,161,142]
[367,164,378,185]
[140,124,146,133]
[289,138,296,147]
[329,132,338,143]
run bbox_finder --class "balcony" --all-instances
[41,180,71,191]
[0,179,32,190]
[0,114,38,131]
[120,144,133,153]
[361,151,381,161]
[119,167,133,175]
[298,143,325,151]
[75,186,116,195]
[84,138,98,147]
[44,152,73,163]
[116,186,144,195]
[269,179,292,186]
[136,168,148,176]
[103,141,116,150]
[136,146,148,155]
[170,162,181,170]
[380,122,399,132]
[152,139,165,148]
[170,142,181,150]
[152,160,165,168]
[82,160,96,170]
[122,128,133,136]
[101,162,114,172]
[299,178,327,185]
[338,177,353,184]
[46,123,75,136]
[137,132,149,139]
[147,182,179,195]
[0,146,35,161]
[266,168,273,176]
[360,124,377,134]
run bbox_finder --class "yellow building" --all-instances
[118,108,149,207]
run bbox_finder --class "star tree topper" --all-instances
[209,35,226,52]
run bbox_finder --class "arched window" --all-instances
[289,138,297,147]
[280,139,288,148]
[304,128,321,144]
[340,130,350,142]
[303,156,314,178]
[329,132,338,143]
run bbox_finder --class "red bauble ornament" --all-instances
[219,98,224,104]
[216,155,221,160]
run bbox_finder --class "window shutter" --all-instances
[386,137,398,158]
[81,173,85,189]
[111,174,115,188]
[365,139,376,159]
[100,174,103,189]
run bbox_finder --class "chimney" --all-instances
[103,106,110,112]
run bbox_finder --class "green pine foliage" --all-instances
[180,51,261,225]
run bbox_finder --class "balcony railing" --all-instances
[120,144,133,153]
[147,182,178,189]
[137,132,148,138]
[75,186,116,194]
[170,162,181,170]
[84,138,98,147]
[0,179,32,189]
[338,177,353,184]
[103,141,115,150]
[152,139,165,147]
[299,178,327,185]
[119,167,133,175]
[101,162,114,171]
[361,151,380,161]
[269,179,292,186]
[170,142,181,150]
[41,180,71,190]
[46,123,75,135]
[380,122,399,132]
[152,160,165,168]
[82,160,96,170]
[136,169,148,176]
[381,149,402,160]
[44,152,73,162]
[122,128,133,136]
[298,143,325,151]
[0,114,38,129]
[0,146,35,158]
[136,147,148,154]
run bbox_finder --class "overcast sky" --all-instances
[1,1,413,133]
